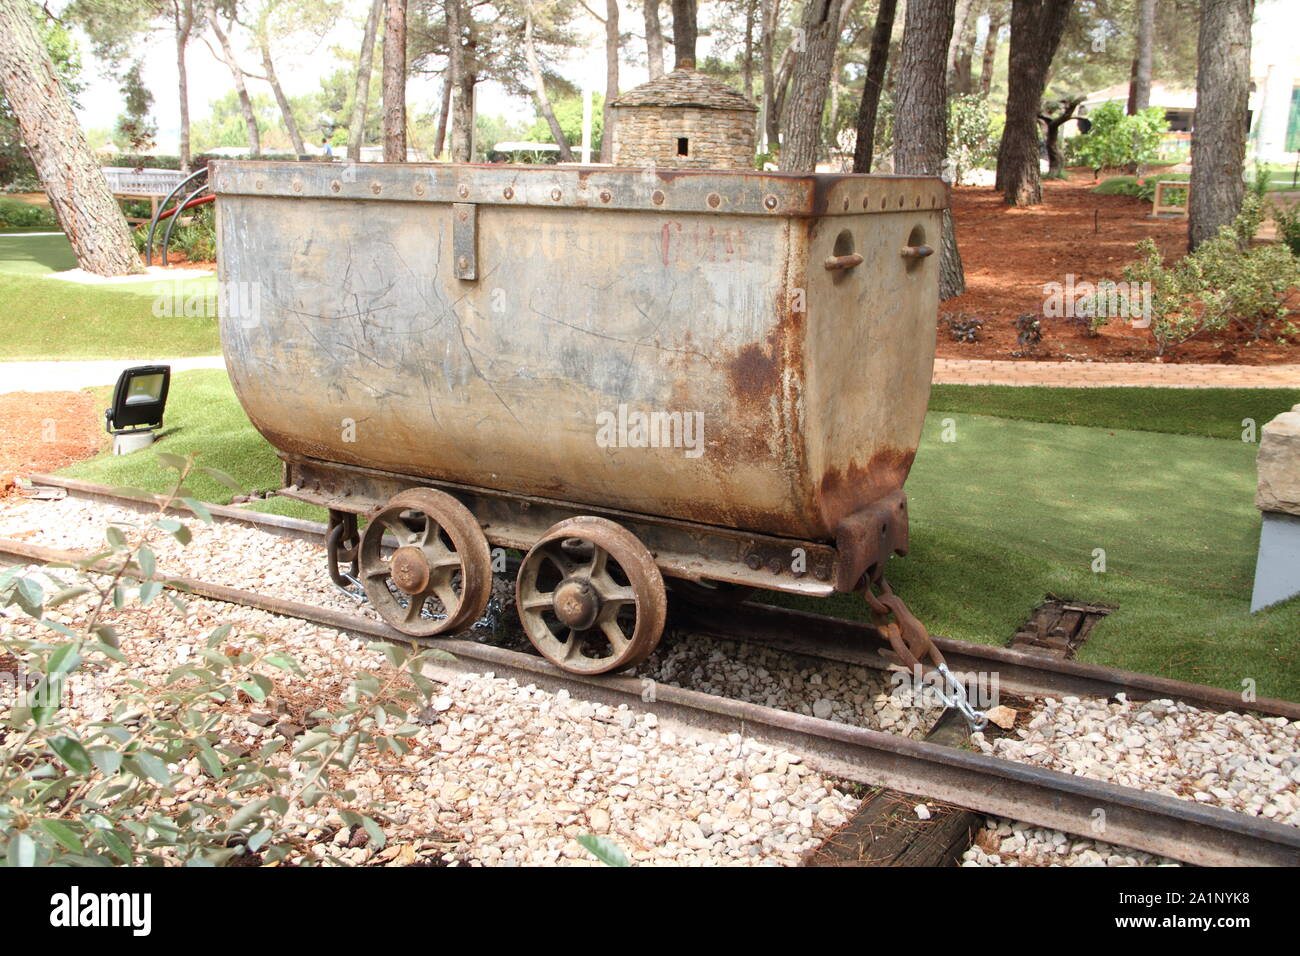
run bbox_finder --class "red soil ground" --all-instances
[941,172,1298,364]
[0,392,104,494]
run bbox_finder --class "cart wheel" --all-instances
[515,516,667,675]
[359,488,492,637]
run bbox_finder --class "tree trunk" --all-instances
[601,0,619,162]
[946,0,973,89]
[994,0,1074,206]
[779,0,845,171]
[1039,96,1082,178]
[447,0,476,163]
[175,0,194,171]
[852,0,896,172]
[348,0,383,161]
[671,0,698,68]
[894,0,964,300]
[211,16,261,156]
[1128,0,1155,114]
[1189,0,1252,251]
[525,6,573,160]
[761,0,778,146]
[645,0,665,79]
[382,0,407,162]
[260,39,306,157]
[742,0,756,99]
[979,6,1001,95]
[434,73,451,156]
[0,0,140,275]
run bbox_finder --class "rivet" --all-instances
[915,196,921,207]
[457,184,470,198]
[898,196,904,207]
[503,186,514,199]
[763,194,778,210]
[370,182,382,195]
[880,197,887,209]
[255,179,264,190]
[745,554,761,570]
[414,181,426,196]
[291,179,303,194]
[706,192,721,209]
[599,189,613,203]
[814,565,830,582]
[551,187,562,201]
[862,196,869,209]
[652,189,666,205]
[457,255,469,272]
[766,557,783,575]
[330,180,341,193]
[841,198,849,211]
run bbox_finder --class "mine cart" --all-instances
[214,160,949,679]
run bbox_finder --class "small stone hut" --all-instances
[610,68,758,170]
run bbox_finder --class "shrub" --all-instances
[170,205,216,262]
[1273,201,1300,258]
[0,454,445,866]
[940,312,984,343]
[946,94,996,184]
[1074,102,1167,176]
[1092,195,1300,354]
[0,196,58,229]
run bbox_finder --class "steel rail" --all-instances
[2,535,1298,867]
[25,473,1300,721]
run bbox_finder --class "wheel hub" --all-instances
[390,545,431,594]
[553,577,600,630]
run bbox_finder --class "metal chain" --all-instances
[864,568,987,732]
[326,513,366,602]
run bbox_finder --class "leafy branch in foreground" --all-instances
[1,452,447,866]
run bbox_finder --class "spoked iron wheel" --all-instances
[515,516,667,675]
[359,488,492,637]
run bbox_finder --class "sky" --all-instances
[63,0,1300,155]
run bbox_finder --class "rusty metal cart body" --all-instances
[214,160,947,677]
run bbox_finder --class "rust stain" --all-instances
[816,447,916,535]
[727,342,781,402]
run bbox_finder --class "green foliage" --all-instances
[1074,102,1167,174]
[1093,196,1300,354]
[577,834,629,866]
[1093,172,1188,204]
[112,60,155,153]
[524,93,605,156]
[168,205,216,263]
[946,93,997,184]
[1272,200,1300,258]
[0,197,58,230]
[0,455,444,866]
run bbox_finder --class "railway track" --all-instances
[6,473,1300,867]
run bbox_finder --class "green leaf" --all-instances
[155,452,189,472]
[89,747,123,776]
[105,526,128,551]
[197,465,244,492]
[237,679,267,702]
[97,829,133,864]
[47,641,82,675]
[206,623,233,648]
[38,819,84,854]
[263,653,301,673]
[577,835,629,867]
[138,580,162,605]
[12,576,44,617]
[137,545,156,579]
[127,752,172,786]
[6,832,37,867]
[181,498,214,524]
[48,735,93,774]
[361,816,386,851]
[46,586,90,609]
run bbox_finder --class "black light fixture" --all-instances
[105,365,170,454]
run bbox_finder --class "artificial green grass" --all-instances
[929,385,1300,441]
[59,371,1300,701]
[0,272,220,360]
[0,233,79,274]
